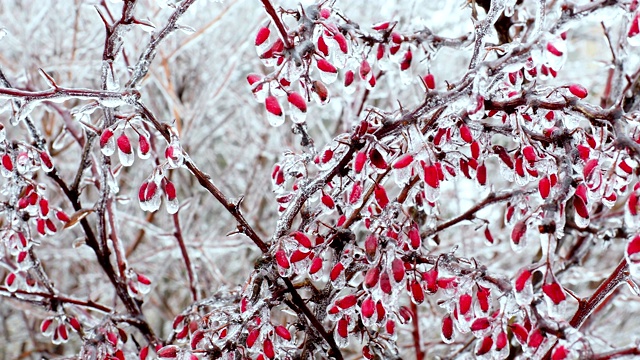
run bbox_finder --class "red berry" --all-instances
[569,84,588,98]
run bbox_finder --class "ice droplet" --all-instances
[289,106,306,124]
[176,24,196,34]
[137,19,156,33]
[138,280,151,295]
[99,97,127,108]
[574,212,590,228]
[331,271,346,290]
[319,70,338,85]
[13,101,35,125]
[334,328,349,348]
[147,191,162,212]
[0,28,7,41]
[118,147,134,167]
[101,135,116,156]
[165,197,179,214]
[629,33,640,46]
[266,110,285,127]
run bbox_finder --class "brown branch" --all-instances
[432,190,532,234]
[259,0,292,49]
[173,211,198,302]
[411,301,425,360]
[135,102,345,356]
[127,0,198,88]
[47,170,159,346]
[569,258,628,329]
[0,286,112,313]
[542,258,629,360]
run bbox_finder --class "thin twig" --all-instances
[173,211,198,302]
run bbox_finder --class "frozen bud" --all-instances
[68,317,81,332]
[138,135,150,158]
[423,73,435,90]
[568,84,588,98]
[361,298,375,318]
[376,43,385,60]
[546,42,563,56]
[459,293,472,315]
[312,80,329,103]
[309,257,323,274]
[58,324,68,341]
[336,294,358,309]
[364,266,380,288]
[354,150,366,173]
[511,323,528,344]
[330,262,344,281]
[475,336,493,356]
[459,124,473,143]
[552,345,570,360]
[484,227,494,244]
[100,129,114,148]
[255,26,270,46]
[398,306,413,323]
[515,269,532,292]
[263,338,275,359]
[317,58,337,73]
[477,285,491,312]
[441,315,454,343]
[287,92,307,113]
[137,273,151,285]
[265,96,282,116]
[41,318,54,335]
[374,184,389,209]
[372,21,390,31]
[408,226,421,249]
[573,196,589,219]
[275,325,291,341]
[539,176,551,199]
[275,249,290,269]
[359,60,371,79]
[291,231,312,248]
[317,36,329,56]
[542,281,566,304]
[423,267,438,294]
[477,163,487,185]
[39,151,54,171]
[424,164,439,188]
[410,281,424,303]
[246,328,259,348]
[2,153,12,171]
[511,221,526,245]
[391,259,405,283]
[495,331,508,350]
[321,192,335,209]
[393,154,413,169]
[164,181,177,201]
[247,73,262,86]
[344,70,355,87]
[290,249,310,262]
[333,32,348,53]
[391,32,403,44]
[522,145,536,163]
[191,329,205,349]
[470,317,490,331]
[369,148,387,169]
[39,198,49,216]
[349,181,362,204]
[157,345,179,358]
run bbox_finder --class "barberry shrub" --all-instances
[1,0,640,359]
